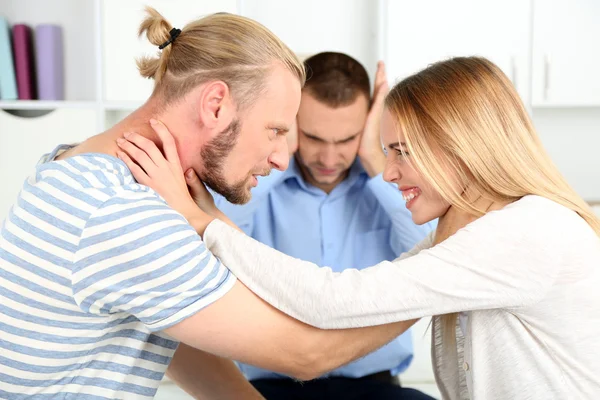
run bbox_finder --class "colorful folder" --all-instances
[12,24,36,100]
[0,16,18,100]
[35,24,64,100]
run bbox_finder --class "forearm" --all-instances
[166,343,264,400]
[203,220,428,329]
[165,281,415,381]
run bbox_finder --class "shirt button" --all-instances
[463,362,470,371]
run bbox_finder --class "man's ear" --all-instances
[198,81,236,130]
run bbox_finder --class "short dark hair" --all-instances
[303,52,370,108]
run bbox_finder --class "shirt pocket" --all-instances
[354,228,394,269]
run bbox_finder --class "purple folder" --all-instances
[35,24,64,100]
[12,24,36,100]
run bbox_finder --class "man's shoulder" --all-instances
[32,151,171,224]
[37,152,130,188]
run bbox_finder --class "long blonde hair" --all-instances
[136,7,305,109]
[385,56,600,347]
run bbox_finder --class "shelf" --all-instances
[102,101,143,111]
[0,101,98,110]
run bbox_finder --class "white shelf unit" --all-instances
[0,100,97,109]
[0,0,240,132]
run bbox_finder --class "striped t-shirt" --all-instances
[0,145,237,399]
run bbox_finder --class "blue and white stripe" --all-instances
[0,146,236,399]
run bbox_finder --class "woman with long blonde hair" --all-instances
[119,56,600,399]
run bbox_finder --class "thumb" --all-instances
[185,168,208,201]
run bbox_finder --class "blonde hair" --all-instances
[136,7,305,109]
[385,56,600,348]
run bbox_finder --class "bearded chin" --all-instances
[198,118,250,204]
[201,166,250,205]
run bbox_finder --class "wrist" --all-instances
[187,212,216,236]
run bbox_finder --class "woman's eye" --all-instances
[395,149,409,158]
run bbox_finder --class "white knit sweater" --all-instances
[204,195,600,399]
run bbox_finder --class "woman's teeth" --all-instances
[403,192,416,202]
[402,188,421,202]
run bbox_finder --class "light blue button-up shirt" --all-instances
[215,157,436,380]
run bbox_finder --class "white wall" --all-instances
[532,108,600,201]
[242,0,379,79]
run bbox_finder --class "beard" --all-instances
[200,119,251,205]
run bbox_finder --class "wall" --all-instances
[532,108,600,201]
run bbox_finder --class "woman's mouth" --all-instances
[401,187,422,209]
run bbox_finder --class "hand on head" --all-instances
[358,61,389,176]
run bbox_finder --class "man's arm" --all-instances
[166,343,264,399]
[164,281,416,381]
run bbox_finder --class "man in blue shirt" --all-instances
[215,52,435,400]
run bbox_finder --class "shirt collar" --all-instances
[40,144,76,164]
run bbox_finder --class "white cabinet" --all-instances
[0,109,98,220]
[102,0,238,103]
[383,0,532,105]
[531,0,600,107]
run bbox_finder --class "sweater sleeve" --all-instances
[203,199,561,329]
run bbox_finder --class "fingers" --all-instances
[120,131,167,165]
[117,150,149,185]
[373,80,388,108]
[367,80,388,122]
[185,168,211,199]
[373,61,389,102]
[185,168,216,211]
[116,133,158,176]
[374,61,387,90]
[150,119,181,166]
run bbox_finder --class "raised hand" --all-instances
[358,61,389,177]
